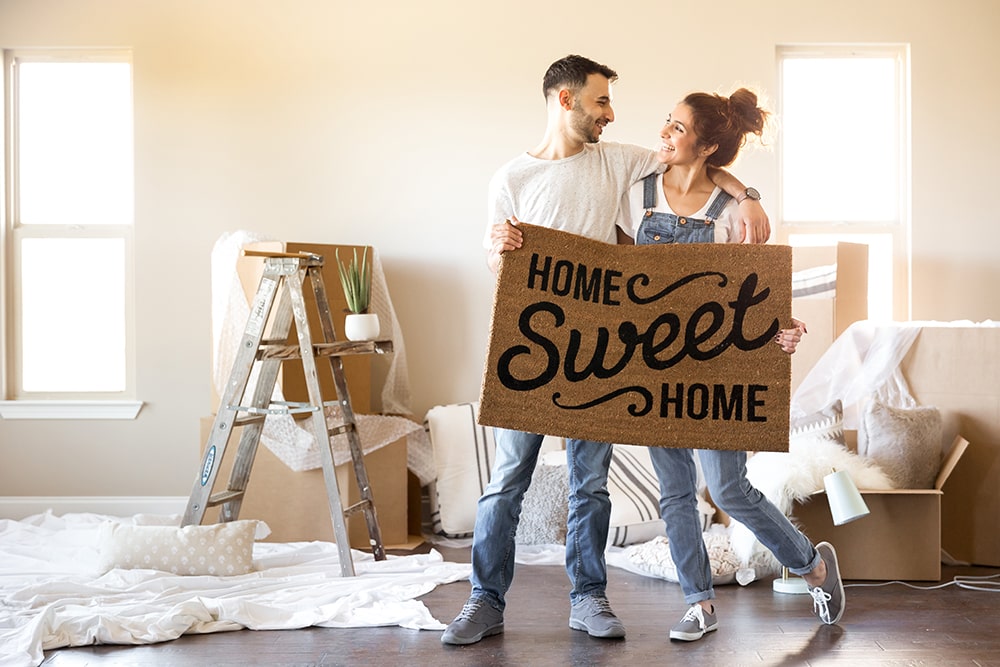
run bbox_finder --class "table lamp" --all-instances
[773,468,870,594]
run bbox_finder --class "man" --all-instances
[441,54,769,646]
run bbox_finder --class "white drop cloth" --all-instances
[0,512,470,667]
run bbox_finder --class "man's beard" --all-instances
[570,105,601,144]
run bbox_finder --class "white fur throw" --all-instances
[730,401,894,566]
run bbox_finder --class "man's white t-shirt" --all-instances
[485,142,661,247]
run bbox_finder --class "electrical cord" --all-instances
[845,572,1000,593]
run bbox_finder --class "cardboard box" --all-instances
[792,432,968,581]
[199,416,409,549]
[790,242,868,394]
[211,240,374,415]
[899,326,1000,568]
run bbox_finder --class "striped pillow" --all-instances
[606,445,666,547]
[791,263,837,298]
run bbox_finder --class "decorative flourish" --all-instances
[552,387,653,416]
[627,271,728,305]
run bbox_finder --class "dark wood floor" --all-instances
[40,543,1000,666]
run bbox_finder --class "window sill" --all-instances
[0,400,144,420]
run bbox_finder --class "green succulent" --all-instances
[335,247,371,314]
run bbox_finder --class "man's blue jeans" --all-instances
[469,428,613,610]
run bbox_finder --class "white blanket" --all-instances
[0,512,470,667]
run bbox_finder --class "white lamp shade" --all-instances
[823,469,870,526]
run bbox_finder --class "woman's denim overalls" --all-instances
[634,172,820,605]
[635,172,732,246]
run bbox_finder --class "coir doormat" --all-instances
[478,224,792,452]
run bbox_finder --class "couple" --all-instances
[441,54,843,647]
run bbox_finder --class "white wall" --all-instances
[1,0,998,506]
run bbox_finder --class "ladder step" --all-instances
[257,340,393,360]
[327,422,355,437]
[207,490,245,506]
[343,499,373,516]
[234,414,267,427]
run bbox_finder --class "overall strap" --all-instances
[704,190,734,221]
[642,173,659,210]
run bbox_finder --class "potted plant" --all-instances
[334,247,380,341]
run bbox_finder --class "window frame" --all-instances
[1,48,140,419]
[776,43,911,322]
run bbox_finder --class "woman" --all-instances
[623,89,844,641]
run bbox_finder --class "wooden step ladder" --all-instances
[182,249,392,576]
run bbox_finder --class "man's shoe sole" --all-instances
[569,619,626,638]
[441,623,504,645]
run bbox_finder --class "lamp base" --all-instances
[772,569,811,595]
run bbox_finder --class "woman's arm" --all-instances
[706,166,770,243]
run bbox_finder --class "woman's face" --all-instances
[656,102,702,165]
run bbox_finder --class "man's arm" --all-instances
[706,166,770,243]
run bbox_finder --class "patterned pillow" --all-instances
[98,520,257,575]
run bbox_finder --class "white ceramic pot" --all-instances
[344,312,380,341]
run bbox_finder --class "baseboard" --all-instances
[0,496,189,520]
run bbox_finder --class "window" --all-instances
[2,49,139,418]
[777,45,910,321]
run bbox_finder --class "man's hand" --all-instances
[774,318,807,354]
[487,216,524,273]
[739,199,771,244]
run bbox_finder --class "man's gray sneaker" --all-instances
[809,541,845,625]
[669,604,718,641]
[569,595,626,638]
[441,597,504,645]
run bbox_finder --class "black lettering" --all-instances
[747,384,767,422]
[552,260,573,296]
[563,326,634,381]
[687,383,709,419]
[728,274,779,350]
[686,302,728,359]
[603,269,622,306]
[527,254,551,291]
[713,384,744,421]
[496,302,564,390]
[642,312,682,370]
[573,264,602,303]
[659,382,684,418]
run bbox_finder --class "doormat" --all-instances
[478,224,792,452]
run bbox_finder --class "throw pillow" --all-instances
[424,401,563,538]
[425,402,495,538]
[862,398,942,489]
[607,445,665,547]
[516,460,569,545]
[625,527,781,586]
[98,520,257,575]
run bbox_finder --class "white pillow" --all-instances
[98,520,257,576]
[425,402,497,538]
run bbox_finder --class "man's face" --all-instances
[568,73,615,143]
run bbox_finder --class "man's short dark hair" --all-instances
[542,54,618,99]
